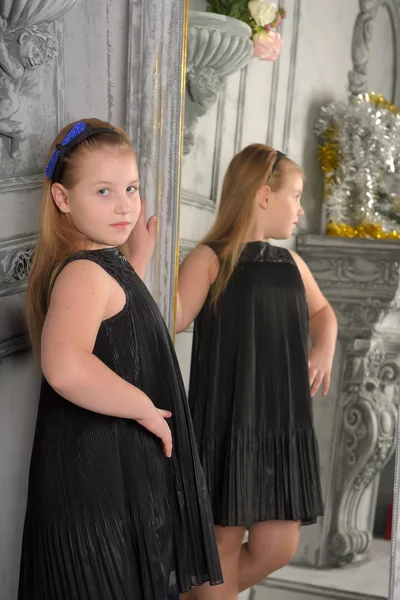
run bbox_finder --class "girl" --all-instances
[174,144,338,599]
[18,118,222,600]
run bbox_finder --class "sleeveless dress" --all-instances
[188,241,324,527]
[18,247,222,600]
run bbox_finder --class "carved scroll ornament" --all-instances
[0,0,80,157]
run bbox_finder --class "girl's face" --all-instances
[52,147,141,249]
[259,170,304,239]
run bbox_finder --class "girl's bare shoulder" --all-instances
[183,244,219,283]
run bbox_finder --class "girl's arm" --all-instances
[126,198,217,332]
[41,259,172,456]
[290,250,338,397]
[176,245,219,333]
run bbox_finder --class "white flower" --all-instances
[248,1,277,27]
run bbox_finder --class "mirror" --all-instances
[174,1,400,599]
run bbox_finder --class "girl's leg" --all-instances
[238,520,300,592]
[181,525,246,600]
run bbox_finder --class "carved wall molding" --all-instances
[297,235,400,290]
[0,173,42,193]
[181,188,216,212]
[209,85,226,208]
[331,342,399,562]
[282,0,301,154]
[0,234,36,296]
[297,235,400,340]
[265,0,301,150]
[182,82,226,212]
[348,0,400,97]
[305,256,399,290]
[0,15,67,193]
[0,233,36,358]
[330,299,386,339]
[184,11,253,155]
[266,40,280,147]
[234,65,248,154]
[0,0,79,158]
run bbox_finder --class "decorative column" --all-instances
[294,234,400,568]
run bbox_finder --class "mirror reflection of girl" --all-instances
[19,118,222,600]
[172,145,338,599]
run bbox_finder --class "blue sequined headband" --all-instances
[45,120,120,183]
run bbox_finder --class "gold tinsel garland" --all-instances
[326,222,400,240]
[368,91,398,113]
[317,126,339,176]
[316,92,400,240]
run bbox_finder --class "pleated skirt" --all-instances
[199,425,323,527]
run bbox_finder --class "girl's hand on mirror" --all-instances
[137,406,173,458]
[128,197,157,260]
[127,197,157,276]
[308,345,333,398]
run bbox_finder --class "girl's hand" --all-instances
[308,345,334,397]
[127,197,157,275]
[137,407,173,457]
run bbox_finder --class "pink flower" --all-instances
[269,13,282,28]
[253,30,283,61]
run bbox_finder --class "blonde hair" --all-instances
[27,117,135,353]
[202,143,303,305]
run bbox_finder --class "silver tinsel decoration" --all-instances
[314,93,400,236]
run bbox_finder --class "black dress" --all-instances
[188,241,324,527]
[18,247,222,600]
